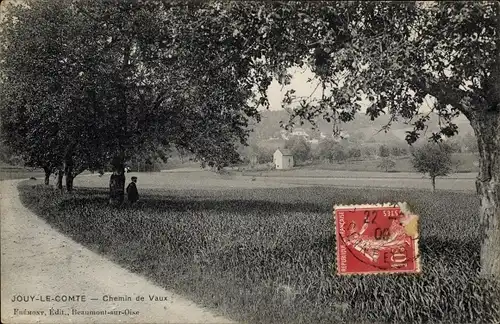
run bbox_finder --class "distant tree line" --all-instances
[242,135,475,172]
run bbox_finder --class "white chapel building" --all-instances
[273,149,294,170]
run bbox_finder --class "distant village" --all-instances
[271,128,350,144]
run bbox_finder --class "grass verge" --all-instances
[18,183,500,324]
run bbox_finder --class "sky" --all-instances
[264,65,472,133]
[265,66,435,113]
[267,67,319,111]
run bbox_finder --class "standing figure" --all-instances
[126,176,139,203]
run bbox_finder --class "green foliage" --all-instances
[252,2,498,146]
[0,141,22,165]
[445,140,462,154]
[411,143,453,180]
[2,1,496,170]
[378,144,390,158]
[332,145,347,163]
[390,146,400,157]
[314,139,350,163]
[349,132,366,144]
[19,183,500,324]
[309,128,321,140]
[347,147,361,160]
[362,146,376,158]
[315,139,336,162]
[0,1,77,173]
[0,0,269,172]
[2,1,500,280]
[390,145,408,157]
[249,144,274,164]
[284,137,311,164]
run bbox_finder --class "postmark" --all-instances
[333,202,420,275]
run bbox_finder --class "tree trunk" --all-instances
[431,176,436,192]
[109,156,126,205]
[64,156,74,192]
[108,43,130,206]
[43,167,51,185]
[57,169,63,191]
[65,172,74,192]
[471,108,500,280]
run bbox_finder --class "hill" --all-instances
[249,109,474,146]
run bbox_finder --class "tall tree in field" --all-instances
[411,143,452,191]
[316,138,337,162]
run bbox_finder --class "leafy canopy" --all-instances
[1,1,498,173]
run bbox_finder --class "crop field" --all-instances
[70,170,477,192]
[18,173,499,324]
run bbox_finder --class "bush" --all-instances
[391,145,408,157]
[285,137,311,164]
[248,145,274,164]
[379,144,390,158]
[19,183,500,324]
[315,139,336,162]
[347,147,362,160]
[333,146,347,163]
[362,146,376,158]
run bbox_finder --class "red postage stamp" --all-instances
[333,202,420,275]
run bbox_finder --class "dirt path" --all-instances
[0,180,236,324]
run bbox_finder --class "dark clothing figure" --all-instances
[126,178,139,203]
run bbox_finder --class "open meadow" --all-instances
[0,163,44,181]
[18,171,499,323]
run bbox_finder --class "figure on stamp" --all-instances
[126,176,139,204]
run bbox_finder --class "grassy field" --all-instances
[0,163,44,181]
[238,168,478,180]
[18,177,499,324]
[301,153,479,173]
[236,153,479,174]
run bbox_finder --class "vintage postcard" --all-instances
[1,1,498,324]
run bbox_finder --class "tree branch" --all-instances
[423,77,472,118]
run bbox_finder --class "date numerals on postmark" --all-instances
[363,210,377,224]
[364,210,396,241]
[374,227,391,240]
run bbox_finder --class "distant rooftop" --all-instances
[276,148,293,155]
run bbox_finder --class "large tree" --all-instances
[0,0,266,201]
[0,0,86,188]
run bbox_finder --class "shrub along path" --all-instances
[0,180,236,324]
